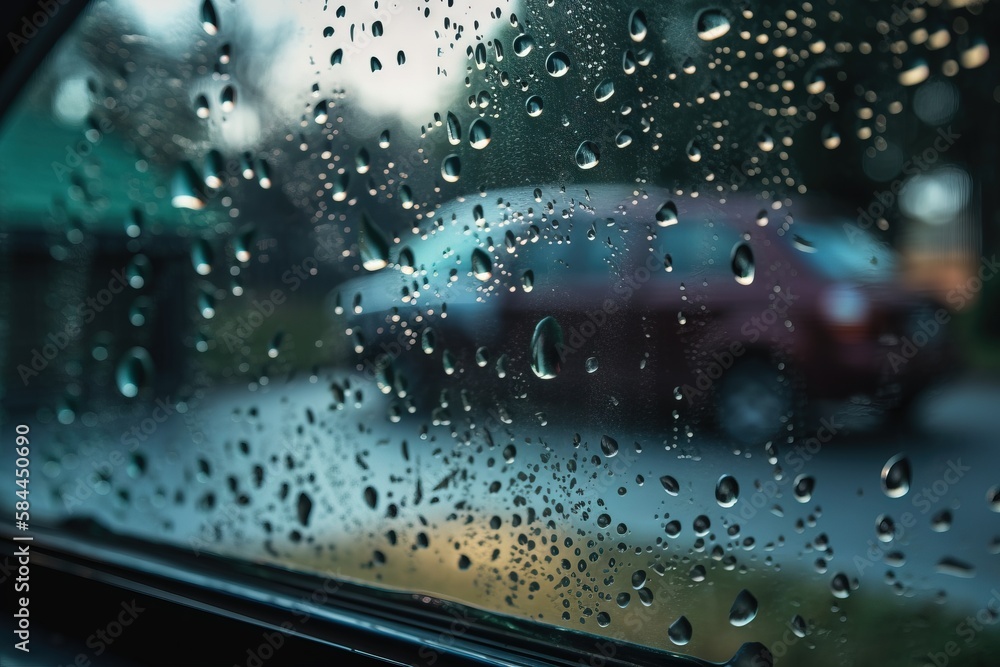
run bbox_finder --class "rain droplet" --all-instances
[521,270,534,292]
[876,514,895,542]
[931,509,952,532]
[594,79,615,102]
[446,112,462,145]
[793,475,815,503]
[575,141,600,169]
[622,49,636,74]
[936,557,976,578]
[660,475,679,495]
[116,347,153,398]
[615,130,633,148]
[757,129,774,152]
[370,56,382,72]
[585,357,599,373]
[545,51,571,77]
[600,435,619,458]
[363,485,378,509]
[731,243,755,285]
[191,239,213,275]
[668,616,692,645]
[525,95,544,117]
[513,33,535,56]
[195,94,210,119]
[471,248,492,281]
[822,124,841,149]
[397,246,415,274]
[988,486,1000,512]
[314,99,329,124]
[297,493,313,527]
[220,85,236,112]
[441,154,461,183]
[171,163,206,210]
[631,569,647,589]
[686,140,702,162]
[530,316,564,379]
[201,0,219,36]
[830,572,852,598]
[628,9,647,42]
[899,59,929,86]
[469,118,491,149]
[716,474,739,508]
[881,454,911,498]
[656,201,678,227]
[728,589,758,627]
[696,9,731,41]
[358,213,390,271]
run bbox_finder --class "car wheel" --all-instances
[715,356,795,444]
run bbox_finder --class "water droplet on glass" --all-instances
[936,556,976,578]
[600,435,619,457]
[370,56,382,72]
[525,95,544,117]
[615,130,633,148]
[441,154,461,182]
[586,357,599,373]
[881,454,911,498]
[521,270,534,292]
[471,248,492,281]
[594,79,615,102]
[757,130,774,152]
[575,141,600,169]
[446,112,462,145]
[876,514,895,542]
[171,163,206,210]
[668,615,692,645]
[314,99,329,124]
[201,0,219,35]
[822,123,841,149]
[687,140,702,162]
[191,239,213,276]
[899,59,929,86]
[660,475,679,495]
[359,213,390,271]
[116,347,153,398]
[931,509,952,532]
[628,9,648,42]
[195,94,210,119]
[731,242,755,285]
[656,201,678,227]
[469,118,491,149]
[728,589,758,627]
[545,51,571,77]
[793,474,815,503]
[530,316,564,379]
[622,49,636,75]
[716,474,739,508]
[988,486,1000,512]
[831,572,852,598]
[513,33,535,56]
[220,85,236,112]
[696,9,731,41]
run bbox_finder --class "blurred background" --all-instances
[1,0,1000,665]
